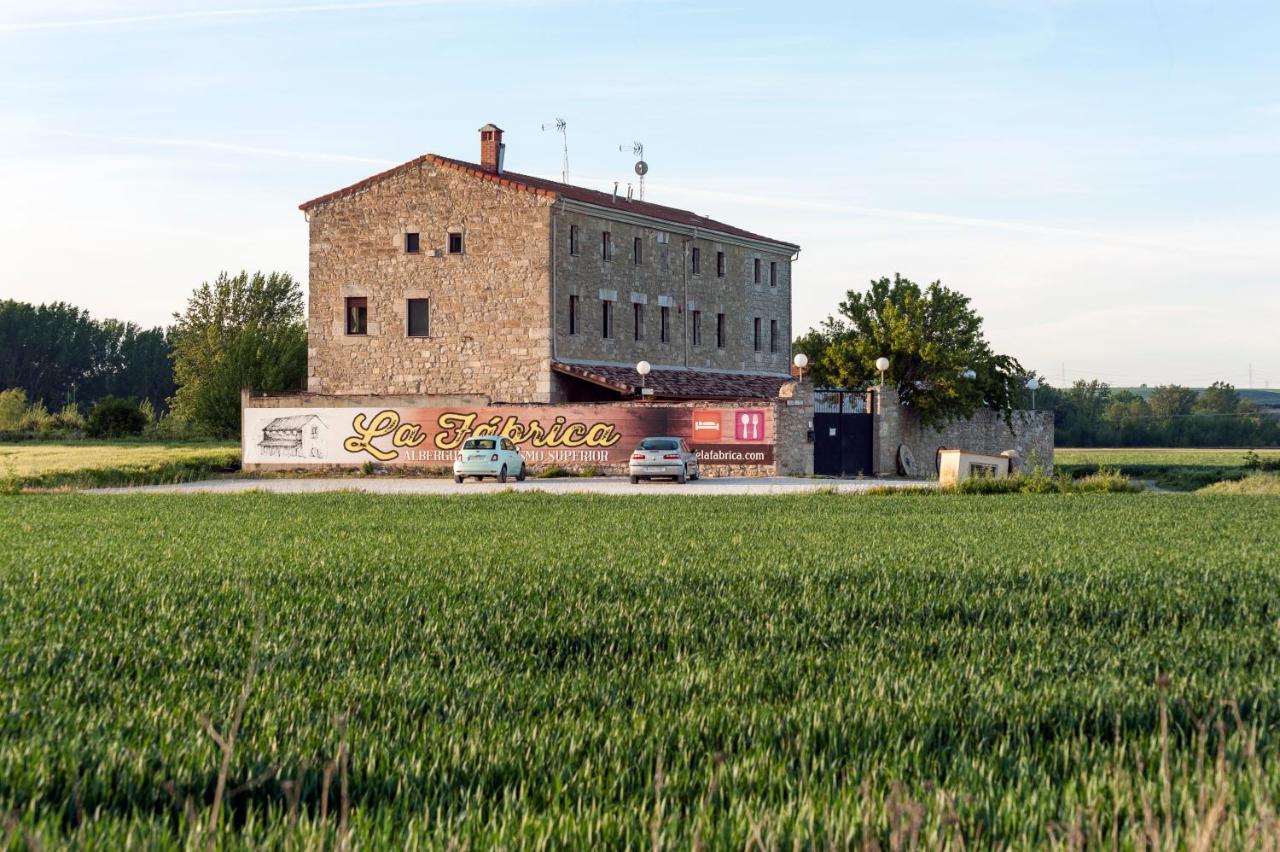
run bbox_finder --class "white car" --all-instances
[453,436,527,483]
[629,437,700,484]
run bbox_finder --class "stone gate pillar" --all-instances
[870,384,901,476]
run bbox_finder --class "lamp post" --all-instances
[793,352,809,382]
[875,356,890,385]
[636,360,652,396]
[1026,377,1040,410]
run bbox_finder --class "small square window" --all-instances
[405,232,420,253]
[448,232,464,254]
[407,298,429,337]
[345,297,367,336]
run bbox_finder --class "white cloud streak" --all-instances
[51,131,397,166]
[0,0,458,32]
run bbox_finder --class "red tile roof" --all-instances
[299,153,799,250]
[552,361,792,400]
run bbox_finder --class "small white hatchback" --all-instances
[453,436,527,483]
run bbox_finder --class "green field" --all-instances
[3,493,1280,848]
[1056,447,1280,491]
[0,440,239,489]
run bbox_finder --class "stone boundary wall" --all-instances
[241,389,814,478]
[871,385,1053,477]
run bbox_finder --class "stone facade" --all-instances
[550,205,794,383]
[871,385,1054,476]
[304,161,555,402]
[301,126,798,407]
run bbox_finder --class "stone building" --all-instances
[300,124,799,404]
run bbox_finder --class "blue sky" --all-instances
[2,0,1277,386]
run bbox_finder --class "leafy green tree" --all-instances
[87,396,147,438]
[0,388,28,431]
[169,271,307,438]
[794,274,1025,426]
[1148,385,1197,420]
[1193,381,1241,415]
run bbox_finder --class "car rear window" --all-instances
[464,438,497,450]
[640,439,679,451]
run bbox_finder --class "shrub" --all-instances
[53,403,86,433]
[18,400,54,433]
[0,388,27,431]
[536,465,573,479]
[87,396,147,438]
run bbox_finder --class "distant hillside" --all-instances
[1112,387,1280,408]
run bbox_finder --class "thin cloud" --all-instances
[0,0,457,32]
[53,131,397,166]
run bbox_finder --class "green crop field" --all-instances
[1056,447,1280,467]
[0,440,239,489]
[3,493,1280,848]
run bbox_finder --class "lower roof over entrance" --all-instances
[551,361,793,401]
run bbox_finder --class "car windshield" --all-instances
[464,438,497,450]
[640,438,679,451]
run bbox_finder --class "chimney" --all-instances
[479,123,504,173]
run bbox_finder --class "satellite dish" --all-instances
[634,160,648,176]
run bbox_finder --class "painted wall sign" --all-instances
[242,405,775,466]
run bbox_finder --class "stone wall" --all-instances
[550,206,794,380]
[304,161,555,402]
[870,385,1054,477]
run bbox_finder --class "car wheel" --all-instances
[516,464,526,482]
[454,474,463,484]
[690,466,699,481]
[497,465,508,483]
[677,466,687,484]
[630,475,639,485]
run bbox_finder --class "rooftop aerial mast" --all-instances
[621,141,647,200]
[541,118,569,184]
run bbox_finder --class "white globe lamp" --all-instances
[875,356,890,385]
[793,352,809,382]
[636,360,651,395]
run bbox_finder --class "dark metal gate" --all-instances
[813,389,873,477]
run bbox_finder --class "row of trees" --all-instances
[794,274,1278,448]
[0,301,174,411]
[1038,380,1280,447]
[2,272,307,439]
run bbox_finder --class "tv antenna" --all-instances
[621,141,646,200]
[542,118,569,183]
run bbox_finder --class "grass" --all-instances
[2,493,1280,848]
[1200,473,1280,495]
[0,440,240,490]
[1056,447,1280,491]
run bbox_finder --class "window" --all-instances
[345,297,367,335]
[716,251,725,277]
[407,298,429,337]
[602,231,612,261]
[770,319,779,353]
[448,232,464,254]
[405,232,420,254]
[568,294,578,335]
[569,225,579,256]
[601,299,614,339]
[634,236,642,265]
[753,258,761,284]
[770,261,778,286]
[753,317,762,352]
[692,310,701,346]
[660,306,670,343]
[716,313,725,348]
[691,247,701,275]
[633,302,644,341]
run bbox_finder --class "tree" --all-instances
[793,274,1025,426]
[169,271,307,438]
[1193,381,1240,415]
[87,396,147,438]
[1148,385,1197,420]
